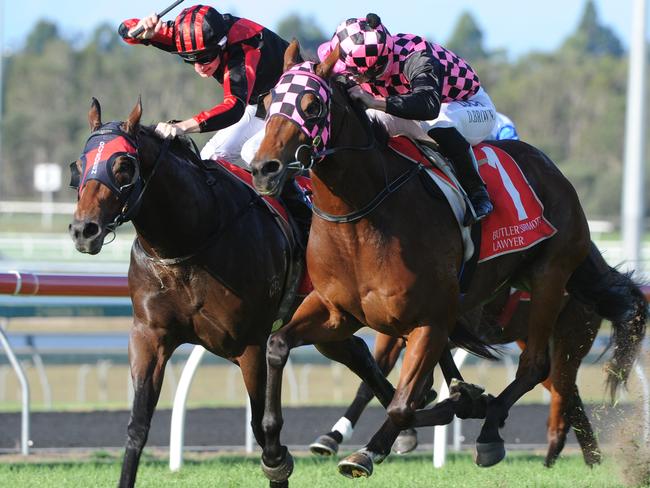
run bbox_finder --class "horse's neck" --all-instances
[132,140,229,259]
[310,106,402,218]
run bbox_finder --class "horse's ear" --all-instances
[283,39,301,71]
[124,96,142,136]
[88,97,102,132]
[316,44,340,79]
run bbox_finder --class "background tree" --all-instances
[24,20,60,54]
[446,12,488,61]
[276,14,328,59]
[562,0,624,57]
[0,9,647,222]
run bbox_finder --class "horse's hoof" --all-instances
[475,441,506,467]
[338,450,374,478]
[392,428,418,455]
[309,434,339,456]
[583,449,602,467]
[269,481,289,488]
[261,450,294,482]
[449,379,485,401]
[544,455,557,468]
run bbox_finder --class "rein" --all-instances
[305,86,424,224]
[73,124,249,265]
[311,162,423,223]
[107,136,171,232]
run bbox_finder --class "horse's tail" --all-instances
[449,323,500,361]
[566,241,648,402]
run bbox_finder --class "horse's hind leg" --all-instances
[261,292,396,485]
[119,323,173,488]
[311,333,405,456]
[567,386,601,466]
[545,299,601,467]
[544,382,572,467]
[476,265,572,468]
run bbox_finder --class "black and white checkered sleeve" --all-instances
[385,51,441,120]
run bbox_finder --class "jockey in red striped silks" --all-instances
[119,4,291,168]
[119,5,312,245]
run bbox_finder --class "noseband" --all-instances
[70,122,170,230]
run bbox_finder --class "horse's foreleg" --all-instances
[338,324,453,478]
[261,291,352,484]
[388,325,450,427]
[439,344,463,384]
[311,334,405,456]
[545,383,601,469]
[347,334,404,423]
[544,383,571,468]
[119,325,171,488]
[238,344,267,449]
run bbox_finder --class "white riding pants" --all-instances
[366,87,497,146]
[200,104,265,168]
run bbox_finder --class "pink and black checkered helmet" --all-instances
[334,14,394,79]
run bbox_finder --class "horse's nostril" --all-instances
[82,222,100,239]
[262,160,281,177]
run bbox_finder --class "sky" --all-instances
[0,0,644,58]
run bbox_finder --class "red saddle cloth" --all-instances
[214,159,313,295]
[387,137,556,262]
[388,136,455,186]
[473,144,556,262]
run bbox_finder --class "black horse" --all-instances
[69,98,312,487]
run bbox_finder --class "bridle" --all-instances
[266,64,423,224]
[70,121,171,234]
[70,122,257,264]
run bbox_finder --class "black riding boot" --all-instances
[280,179,312,250]
[428,127,493,223]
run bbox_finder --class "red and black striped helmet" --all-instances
[174,5,228,64]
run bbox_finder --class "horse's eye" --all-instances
[305,100,322,118]
[113,157,136,186]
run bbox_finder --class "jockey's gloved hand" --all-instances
[155,122,185,140]
[347,85,386,112]
[128,13,162,40]
[347,85,374,107]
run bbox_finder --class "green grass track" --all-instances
[0,452,646,488]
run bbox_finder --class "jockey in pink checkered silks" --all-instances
[319,13,497,222]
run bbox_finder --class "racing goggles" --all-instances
[177,35,227,65]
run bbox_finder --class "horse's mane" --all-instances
[331,76,389,147]
[139,125,204,166]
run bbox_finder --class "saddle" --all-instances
[386,136,557,293]
[387,136,476,263]
[189,154,313,328]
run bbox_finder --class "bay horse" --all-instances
[249,41,647,481]
[312,277,646,468]
[68,97,392,488]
